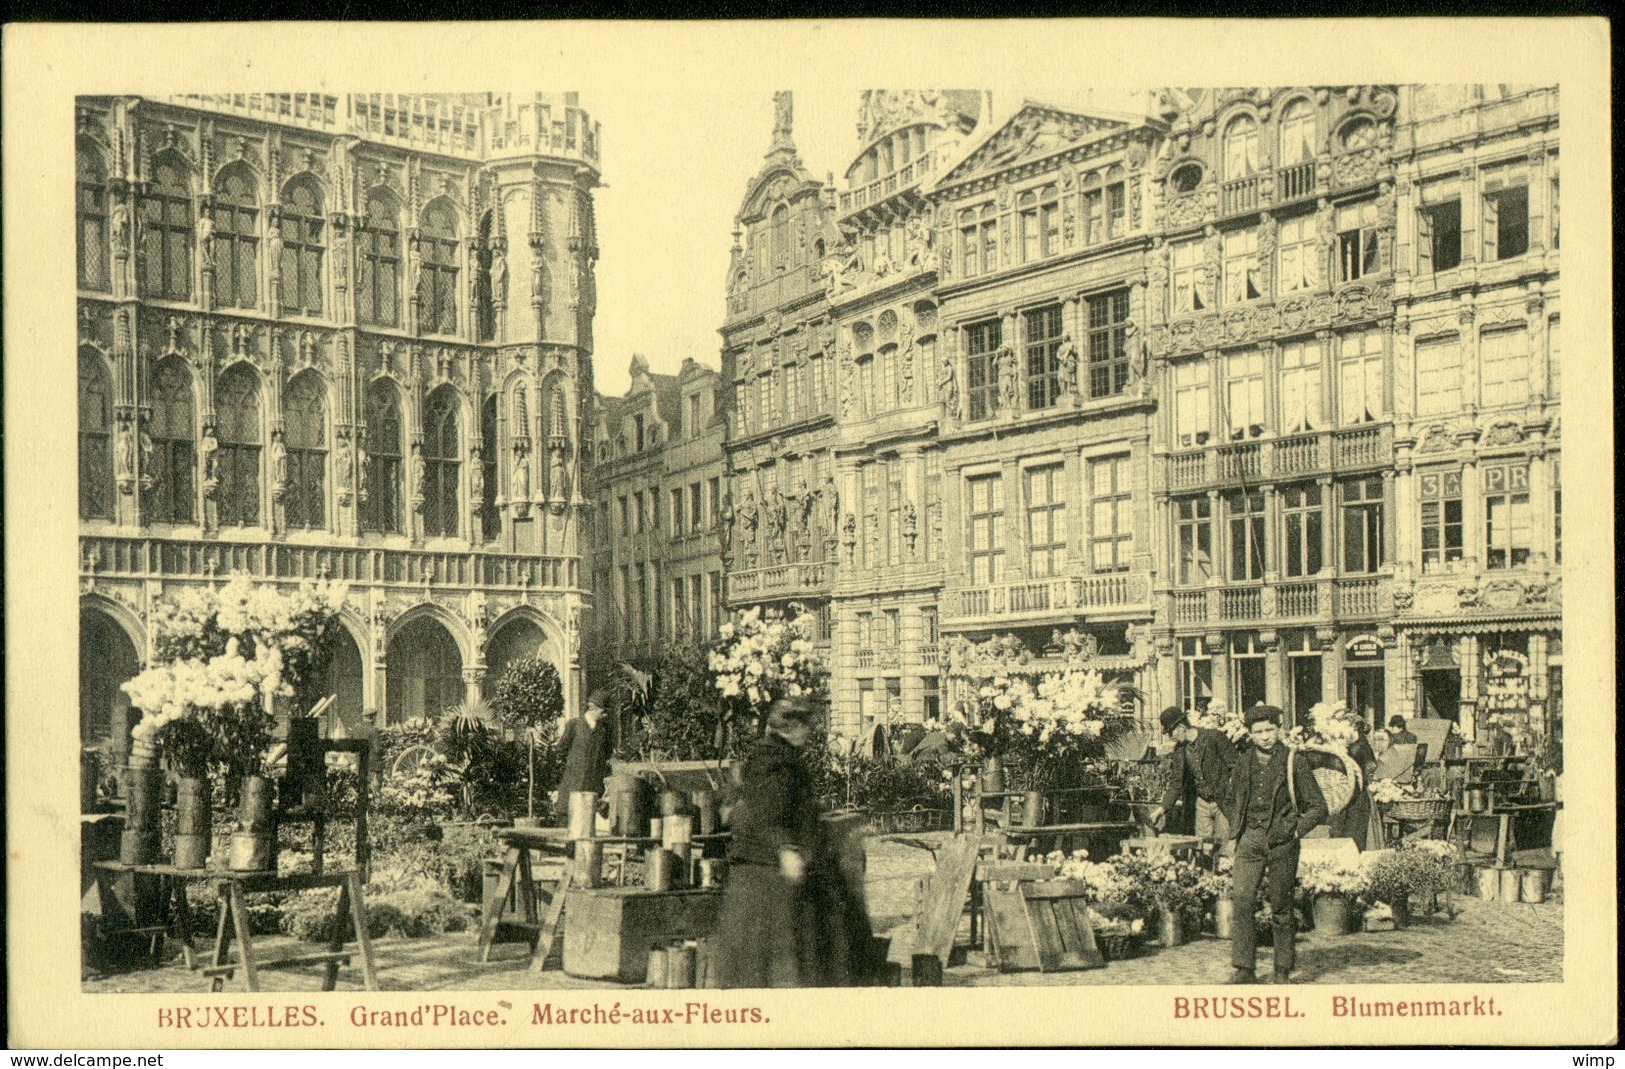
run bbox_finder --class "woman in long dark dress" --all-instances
[715,697,878,988]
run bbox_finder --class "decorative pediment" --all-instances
[938,103,1132,187]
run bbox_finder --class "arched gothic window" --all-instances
[1278,99,1316,166]
[362,380,402,534]
[479,393,500,542]
[419,201,460,335]
[77,145,111,292]
[422,388,460,538]
[1223,116,1260,180]
[78,349,115,521]
[358,190,401,327]
[215,365,262,527]
[284,373,327,530]
[770,204,789,269]
[140,159,192,301]
[280,177,325,316]
[148,359,195,524]
[213,167,259,309]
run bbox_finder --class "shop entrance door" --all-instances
[1345,666,1386,734]
[1420,669,1461,722]
[1289,654,1322,728]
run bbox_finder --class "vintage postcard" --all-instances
[4,18,1615,1049]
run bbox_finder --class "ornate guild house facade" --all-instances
[77,93,603,760]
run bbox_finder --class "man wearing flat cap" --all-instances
[1220,704,1328,985]
[1151,706,1237,853]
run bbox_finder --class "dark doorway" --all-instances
[1289,654,1322,728]
[1420,669,1461,722]
[1344,666,1386,734]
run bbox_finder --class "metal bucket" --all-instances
[649,817,663,841]
[607,774,651,838]
[567,791,600,840]
[1477,866,1502,900]
[646,848,676,892]
[1498,867,1522,903]
[228,831,273,872]
[1520,868,1549,903]
[646,947,668,986]
[696,857,724,889]
[660,790,688,817]
[666,941,696,988]
[692,791,718,836]
[172,777,212,870]
[662,814,694,850]
[574,839,603,889]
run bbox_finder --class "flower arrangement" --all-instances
[1368,778,1427,804]
[1286,701,1362,751]
[1297,859,1371,897]
[375,752,458,822]
[1191,702,1248,743]
[1111,852,1214,929]
[123,577,348,779]
[949,668,1127,788]
[708,604,826,719]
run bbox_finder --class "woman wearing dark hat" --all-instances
[557,689,613,801]
[1219,704,1328,985]
[715,696,878,988]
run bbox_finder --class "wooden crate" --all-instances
[562,888,720,983]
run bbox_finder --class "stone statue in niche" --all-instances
[200,425,220,495]
[1056,334,1080,398]
[468,445,483,503]
[196,212,215,269]
[818,476,839,542]
[719,490,736,564]
[270,430,288,498]
[764,487,788,561]
[937,355,960,420]
[904,214,933,270]
[995,346,1017,413]
[840,512,857,565]
[549,446,568,504]
[772,91,793,142]
[511,449,531,507]
[357,440,371,503]
[115,420,135,492]
[410,442,427,509]
[902,501,918,552]
[491,247,508,306]
[738,489,759,566]
[336,435,354,504]
[110,200,130,258]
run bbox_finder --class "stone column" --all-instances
[1319,627,1342,703]
[1458,634,1479,743]
[1262,630,1285,707]
[1207,631,1229,712]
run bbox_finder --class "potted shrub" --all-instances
[1362,848,1427,928]
[1298,860,1370,935]
[491,657,565,825]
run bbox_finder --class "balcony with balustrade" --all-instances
[1167,574,1391,631]
[941,570,1153,630]
[1163,424,1391,492]
[838,145,949,222]
[724,559,832,606]
[78,534,580,592]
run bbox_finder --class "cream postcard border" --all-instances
[4,17,1615,1048]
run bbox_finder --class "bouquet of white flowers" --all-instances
[708,604,826,719]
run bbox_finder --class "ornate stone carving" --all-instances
[1417,425,1454,454]
[1150,282,1393,357]
[1482,421,1523,447]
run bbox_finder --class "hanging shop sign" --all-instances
[1346,634,1384,660]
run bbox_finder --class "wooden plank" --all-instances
[1025,896,1065,972]
[201,952,352,978]
[529,860,573,972]
[983,885,1039,971]
[347,870,379,990]
[976,862,1056,883]
[226,883,260,992]
[910,837,980,965]
[1047,896,1105,970]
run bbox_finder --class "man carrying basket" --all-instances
[1221,704,1328,985]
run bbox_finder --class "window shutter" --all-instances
[1480,193,1498,262]
[1415,209,1433,274]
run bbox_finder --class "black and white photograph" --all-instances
[8,17,1615,1050]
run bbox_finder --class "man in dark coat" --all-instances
[557,689,612,801]
[1151,706,1238,851]
[1387,715,1418,747]
[716,697,877,988]
[1221,704,1329,985]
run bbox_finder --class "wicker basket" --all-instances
[1383,797,1452,822]
[1097,929,1140,962]
[1305,749,1361,816]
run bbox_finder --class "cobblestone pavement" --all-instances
[83,840,1562,993]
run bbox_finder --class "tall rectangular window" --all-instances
[1179,637,1213,715]
[708,477,721,525]
[1025,463,1067,578]
[1483,461,1531,569]
[1019,191,1040,263]
[1227,491,1266,581]
[1176,497,1212,585]
[691,574,706,635]
[1551,460,1561,565]
[634,491,646,533]
[1341,476,1385,574]
[1337,200,1380,282]
[1106,183,1126,239]
[1338,330,1386,425]
[965,320,1002,422]
[1222,229,1261,305]
[1089,454,1131,573]
[688,394,702,438]
[1480,327,1531,408]
[1041,186,1061,254]
[1415,336,1463,417]
[861,463,879,568]
[784,362,802,422]
[1418,469,1464,571]
[1482,183,1529,261]
[923,452,943,563]
[1173,359,1211,448]
[879,347,898,413]
[1282,484,1324,578]
[618,496,630,537]
[883,608,901,649]
[966,473,1005,584]
[1024,305,1064,411]
[1277,215,1318,294]
[690,483,703,534]
[1417,198,1462,273]
[672,577,687,639]
[886,461,903,566]
[1225,350,1266,440]
[1170,239,1207,314]
[1086,289,1130,399]
[670,487,685,538]
[1279,338,1323,434]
